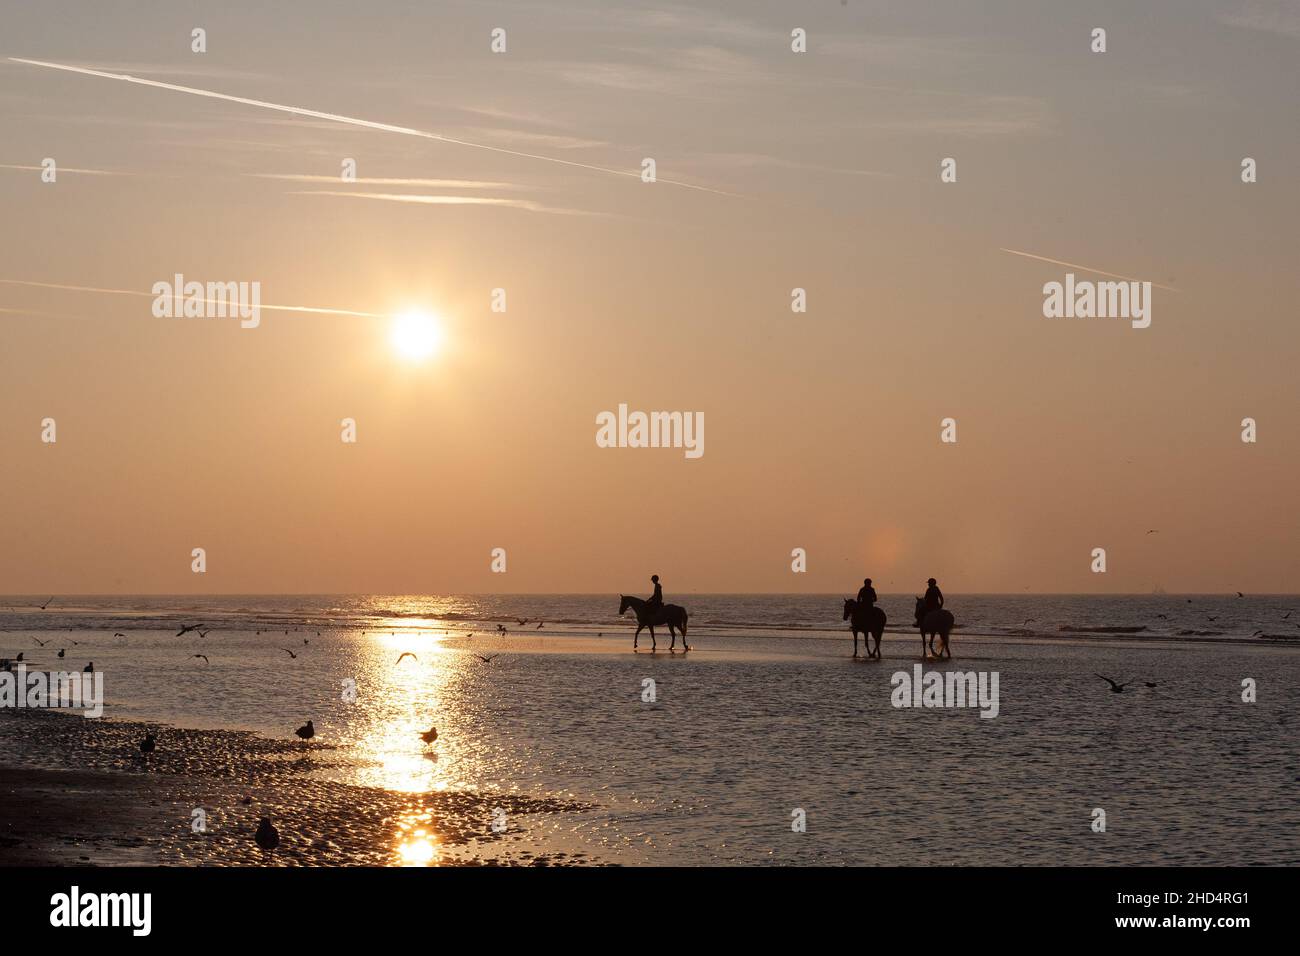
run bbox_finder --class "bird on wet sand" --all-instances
[255,818,280,851]
[57,648,65,658]
[1095,674,1135,694]
[295,720,315,742]
[15,653,23,663]
[140,733,156,754]
[420,726,438,747]
[83,662,93,672]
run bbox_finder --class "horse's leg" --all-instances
[853,629,859,658]
[649,624,656,650]
[668,623,677,651]
[634,623,642,649]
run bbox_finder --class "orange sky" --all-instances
[1,1,1297,594]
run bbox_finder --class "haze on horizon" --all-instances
[1,0,1297,596]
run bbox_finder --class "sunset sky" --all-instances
[1,0,1297,594]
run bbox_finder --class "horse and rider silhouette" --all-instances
[618,574,952,659]
[619,574,690,651]
[843,577,954,660]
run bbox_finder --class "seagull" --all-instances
[38,597,54,610]
[279,647,298,659]
[255,818,280,851]
[303,638,309,645]
[1156,614,1169,619]
[176,624,202,637]
[1236,592,1245,598]
[516,618,529,626]
[1283,611,1293,620]
[1207,615,1218,622]
[197,629,210,638]
[1094,674,1135,694]
[1023,618,1036,625]
[474,654,498,664]
[83,662,93,672]
[536,622,544,629]
[193,654,209,664]
[295,720,315,742]
[1146,529,1158,534]
[395,652,418,664]
[33,638,50,647]
[419,726,438,746]
[57,648,65,658]
[15,653,23,663]
[1143,681,1158,688]
[112,633,125,638]
[140,733,156,754]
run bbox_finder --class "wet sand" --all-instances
[0,709,597,866]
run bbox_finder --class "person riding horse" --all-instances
[646,574,664,615]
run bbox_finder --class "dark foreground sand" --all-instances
[0,709,597,866]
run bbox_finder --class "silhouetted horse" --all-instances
[619,595,690,651]
[842,598,886,659]
[914,597,954,659]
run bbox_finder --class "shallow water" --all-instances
[2,594,1297,865]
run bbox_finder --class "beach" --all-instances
[2,595,1298,866]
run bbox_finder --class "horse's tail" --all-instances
[680,609,688,636]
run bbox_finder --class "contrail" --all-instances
[999,248,1179,292]
[0,278,386,317]
[10,57,740,197]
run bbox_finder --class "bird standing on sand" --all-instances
[420,726,438,747]
[57,648,65,658]
[295,720,315,742]
[140,733,156,754]
[255,818,280,851]
[15,653,23,663]
[1095,674,1135,694]
[83,662,93,672]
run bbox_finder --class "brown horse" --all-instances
[619,595,690,651]
[914,597,954,659]
[842,598,886,659]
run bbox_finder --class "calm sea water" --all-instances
[2,594,1297,865]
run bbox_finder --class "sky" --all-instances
[1,0,1297,594]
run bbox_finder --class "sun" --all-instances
[390,309,443,362]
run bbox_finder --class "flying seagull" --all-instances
[198,629,210,638]
[279,647,298,659]
[33,638,49,646]
[396,652,418,664]
[536,622,544,629]
[38,597,54,610]
[1146,529,1158,534]
[193,654,209,664]
[176,624,203,637]
[1236,592,1245,598]
[474,654,499,663]
[1207,616,1218,622]
[516,618,529,626]
[1094,674,1136,694]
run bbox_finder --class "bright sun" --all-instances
[390,309,443,362]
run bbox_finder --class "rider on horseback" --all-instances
[923,577,944,613]
[857,578,877,607]
[646,575,664,615]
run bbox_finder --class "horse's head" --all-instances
[618,595,631,616]
[842,597,854,620]
[914,596,925,623]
